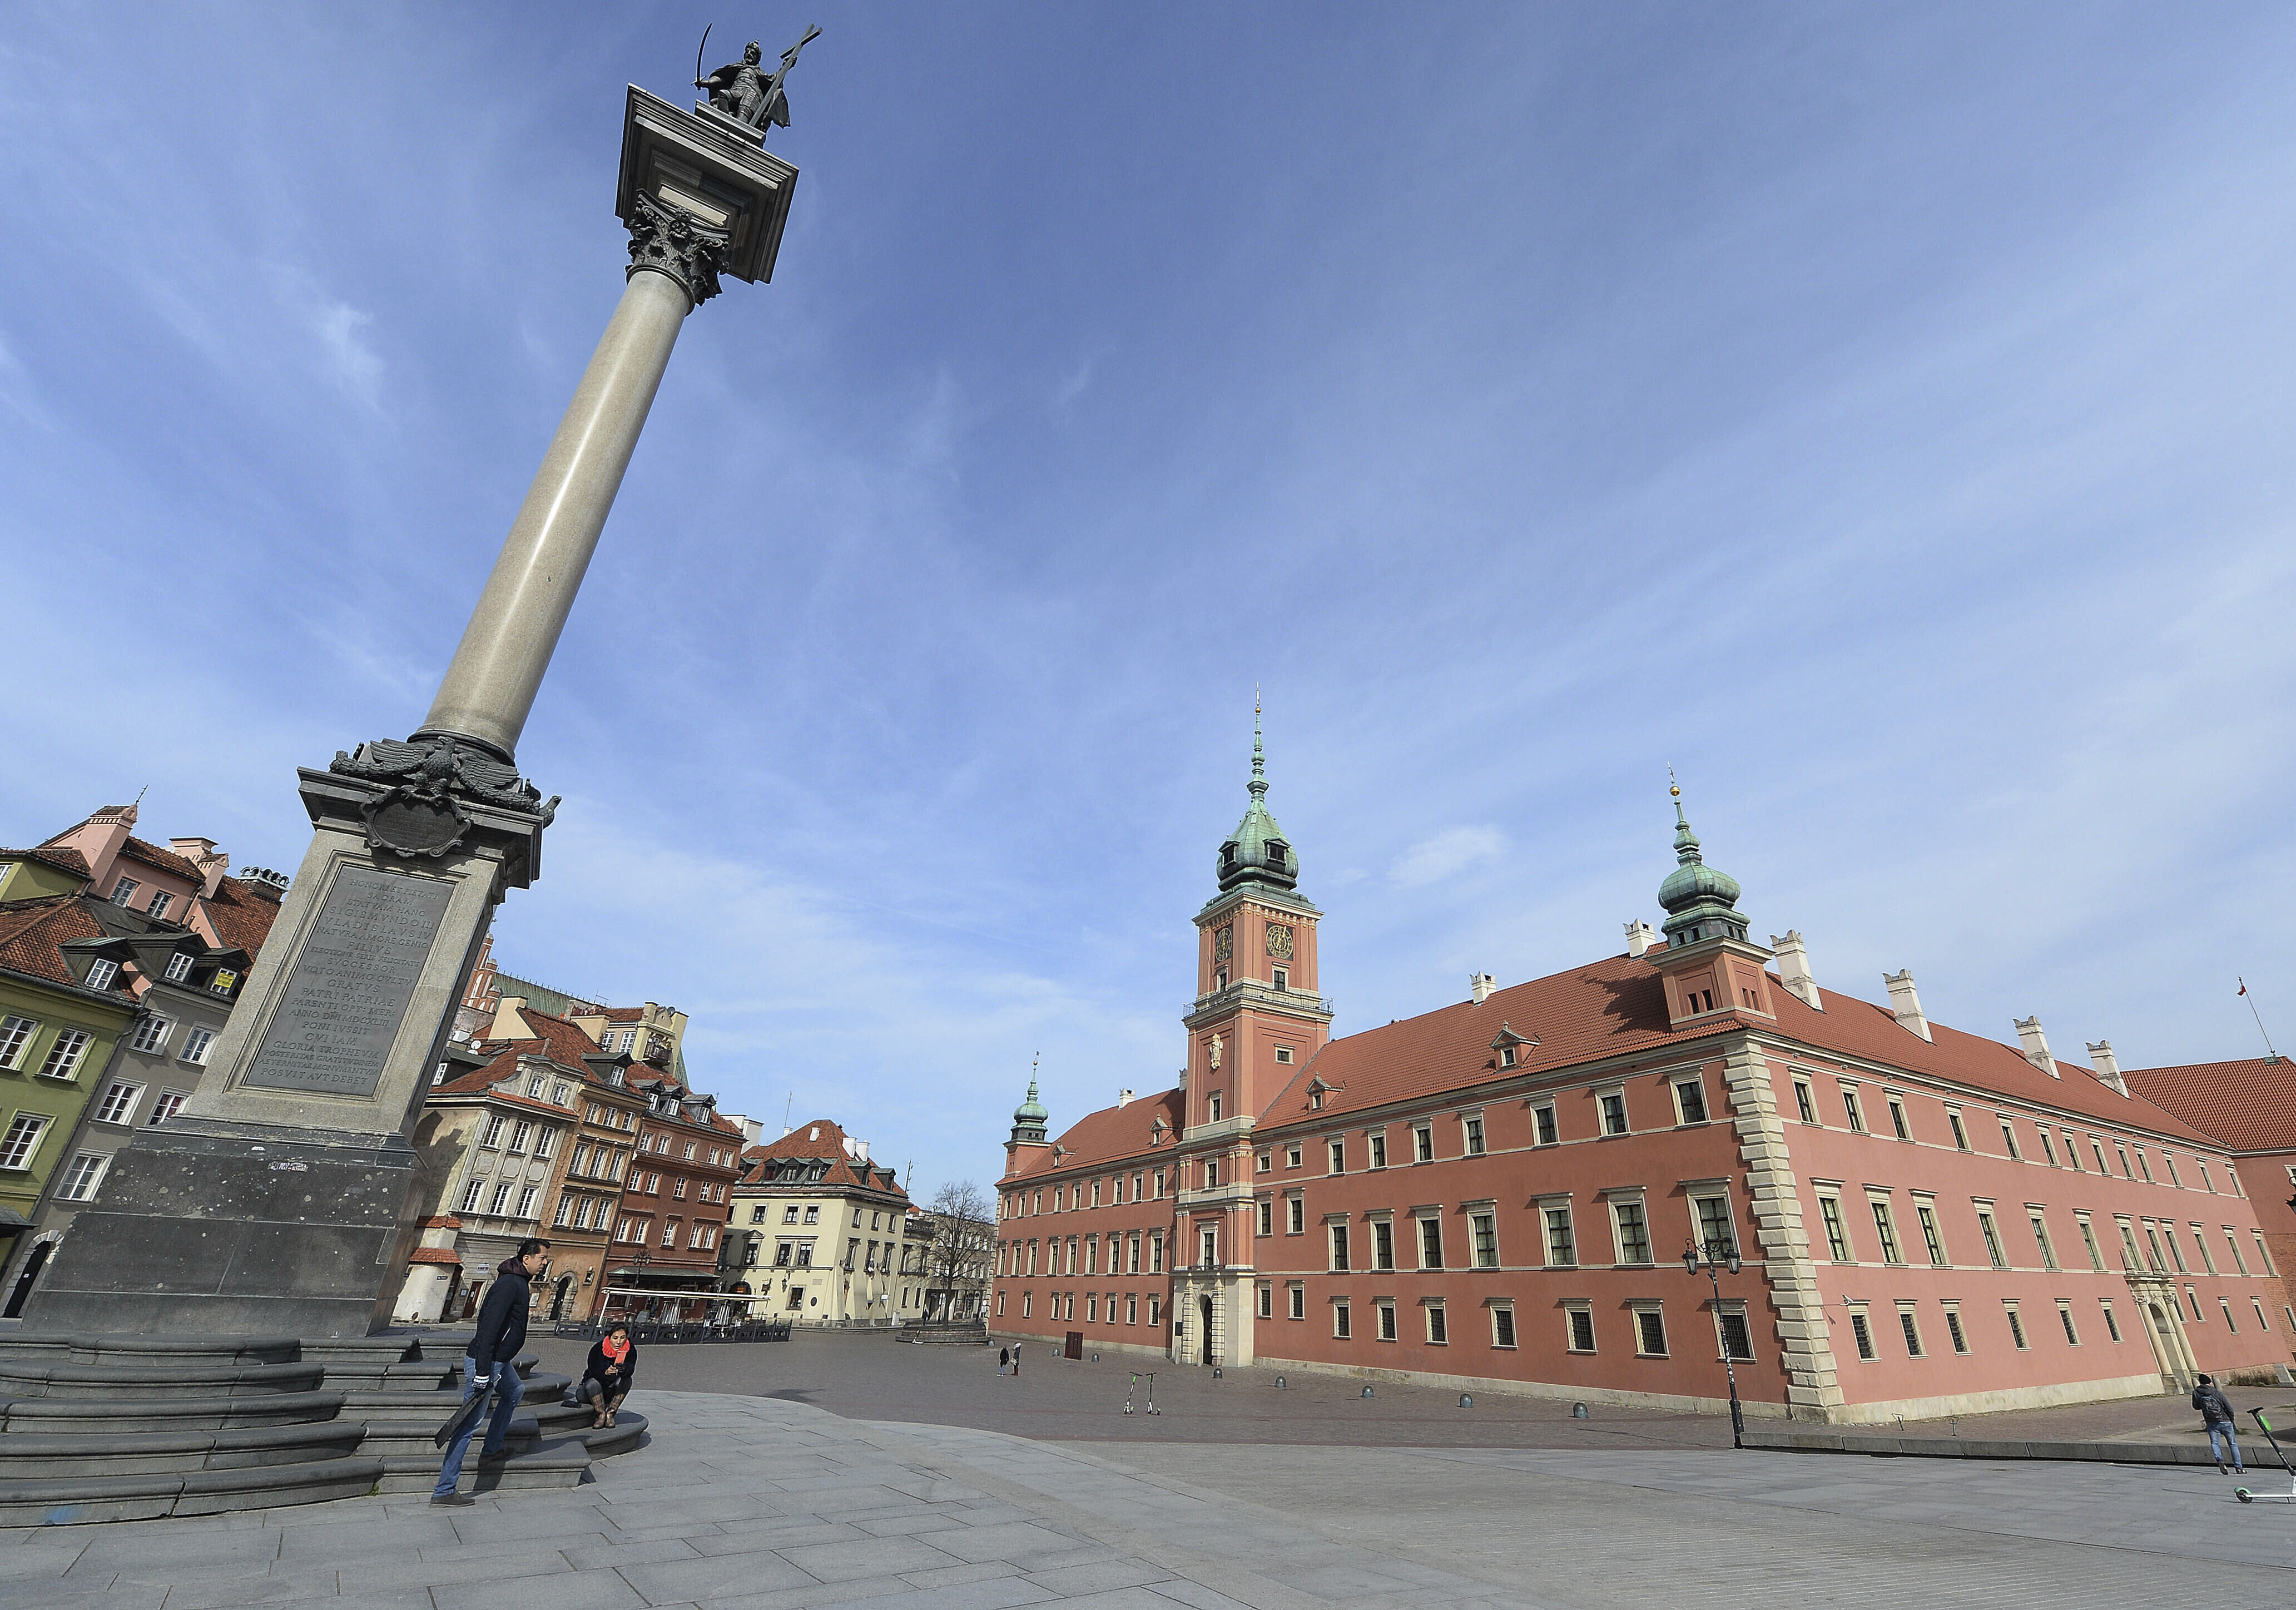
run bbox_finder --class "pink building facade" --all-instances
[993,741,2288,1423]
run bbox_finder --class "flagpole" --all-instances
[2239,977,2282,1063]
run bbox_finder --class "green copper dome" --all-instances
[1217,705,1299,894]
[1010,1074,1048,1145]
[1657,796,1748,947]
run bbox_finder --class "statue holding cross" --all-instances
[697,24,821,137]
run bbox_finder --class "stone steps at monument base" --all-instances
[545,1408,647,1459]
[0,1359,326,1400]
[0,1419,370,1478]
[0,1457,386,1526]
[373,1436,593,1495]
[0,1390,348,1434]
[292,1337,423,1388]
[0,1333,302,1367]
[349,1413,543,1460]
[333,1370,572,1420]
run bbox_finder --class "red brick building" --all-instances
[993,731,2289,1423]
[609,1069,745,1320]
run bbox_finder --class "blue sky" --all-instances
[5,6,2293,1197]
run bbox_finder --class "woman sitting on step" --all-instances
[578,1323,637,1428]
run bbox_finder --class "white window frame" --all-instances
[0,1112,52,1171]
[1597,1087,1630,1136]
[0,1016,37,1070]
[1630,1303,1668,1358]
[38,1028,94,1081]
[96,1079,145,1126]
[163,951,194,983]
[130,1015,173,1055]
[56,1151,108,1202]
[1672,1077,1709,1126]
[149,1089,190,1125]
[178,1026,217,1066]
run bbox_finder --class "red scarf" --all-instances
[602,1334,631,1364]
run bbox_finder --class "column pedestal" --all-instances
[24,756,547,1337]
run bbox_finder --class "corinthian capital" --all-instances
[625,192,731,307]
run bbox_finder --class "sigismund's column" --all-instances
[28,76,807,1338]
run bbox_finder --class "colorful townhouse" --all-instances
[726,1118,926,1325]
[992,725,2288,1423]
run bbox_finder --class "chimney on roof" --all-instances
[2086,1039,2129,1097]
[237,866,290,902]
[492,996,534,1041]
[1883,970,1931,1042]
[1469,972,1495,1005]
[1625,920,1657,959]
[1771,931,1821,1010]
[2014,1015,2059,1077]
[170,838,229,898]
[1116,1088,1134,1107]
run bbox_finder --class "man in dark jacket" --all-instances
[432,1239,549,1504]
[2194,1374,2245,1474]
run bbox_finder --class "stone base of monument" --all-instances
[16,1118,429,1340]
[0,1331,645,1523]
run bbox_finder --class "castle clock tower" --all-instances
[1172,706,1332,1369]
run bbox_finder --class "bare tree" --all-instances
[921,1179,994,1324]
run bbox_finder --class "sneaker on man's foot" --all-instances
[475,1449,513,1465]
[430,1493,477,1507]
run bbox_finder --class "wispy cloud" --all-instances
[1389,826,1506,889]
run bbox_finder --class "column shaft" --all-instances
[419,268,693,759]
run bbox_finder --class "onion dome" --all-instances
[1009,1071,1049,1146]
[1657,786,1748,947]
[1216,702,1298,894]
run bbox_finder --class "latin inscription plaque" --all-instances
[241,864,455,1098]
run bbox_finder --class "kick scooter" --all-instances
[2235,1408,2296,1503]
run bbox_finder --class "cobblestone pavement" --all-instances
[9,1385,2294,1608]
[528,1332,1739,1450]
[535,1327,2296,1455]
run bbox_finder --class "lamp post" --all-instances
[1684,1237,1745,1448]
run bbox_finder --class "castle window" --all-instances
[1275,1046,1293,1064]
[1272,967,1288,991]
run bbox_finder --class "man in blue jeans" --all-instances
[2194,1374,2245,1474]
[433,1239,548,1505]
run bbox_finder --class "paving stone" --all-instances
[1023,1558,1177,1597]
[152,1567,347,1608]
[774,1534,966,1583]
[927,1522,1092,1564]
[558,1535,704,1571]
[430,1569,646,1610]
[612,1544,819,1603]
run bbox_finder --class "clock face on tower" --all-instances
[1214,925,1233,963]
[1266,923,1295,959]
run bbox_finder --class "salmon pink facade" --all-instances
[992,735,2290,1423]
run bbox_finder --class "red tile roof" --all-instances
[1257,949,2216,1145]
[0,896,110,988]
[0,846,91,879]
[739,1119,911,1199]
[2124,1057,2296,1154]
[117,836,202,882]
[197,876,283,956]
[1006,1089,1186,1181]
[437,1005,609,1100]
[1026,948,2224,1173]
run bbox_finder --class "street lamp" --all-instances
[1684,1237,1745,1448]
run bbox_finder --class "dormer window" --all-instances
[1489,1023,1535,1069]
[1266,840,1287,864]
[85,959,120,992]
[210,968,239,997]
[164,953,194,984]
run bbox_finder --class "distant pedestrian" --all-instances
[432,1238,548,1505]
[2194,1374,2245,1473]
[1011,1341,1021,1379]
[998,1345,1010,1375]
[578,1322,637,1429]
